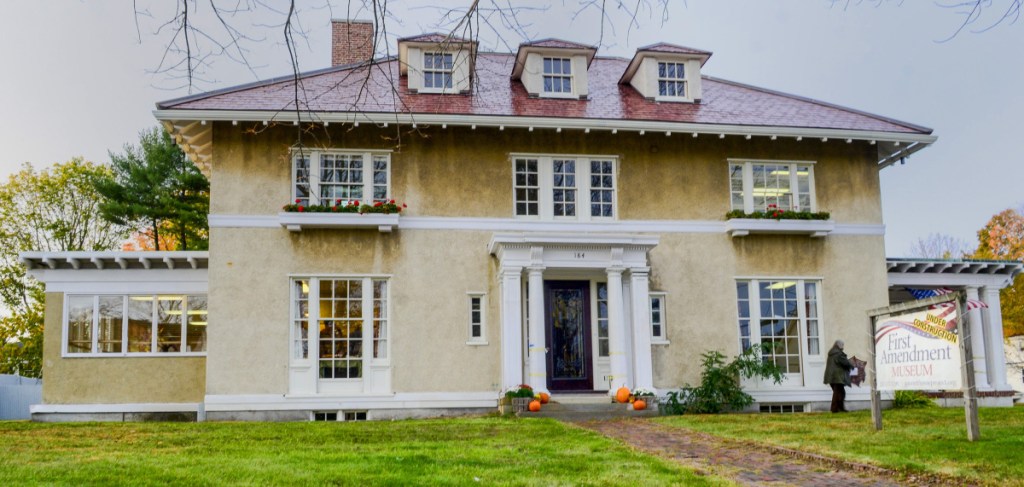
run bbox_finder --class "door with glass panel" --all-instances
[544,281,593,391]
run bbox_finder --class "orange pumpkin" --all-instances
[633,399,647,411]
[528,400,542,412]
[538,392,550,404]
[615,386,631,403]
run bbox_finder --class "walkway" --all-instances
[579,419,953,487]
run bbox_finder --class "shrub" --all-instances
[662,344,784,415]
[892,390,936,409]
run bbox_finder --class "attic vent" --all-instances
[759,404,805,414]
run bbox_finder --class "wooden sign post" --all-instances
[866,291,980,441]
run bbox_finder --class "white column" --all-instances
[629,268,655,390]
[983,287,1010,390]
[966,286,990,390]
[499,266,524,390]
[526,266,548,394]
[606,267,629,395]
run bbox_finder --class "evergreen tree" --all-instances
[95,127,210,250]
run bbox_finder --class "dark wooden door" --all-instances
[544,281,593,391]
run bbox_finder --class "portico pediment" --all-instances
[488,232,658,269]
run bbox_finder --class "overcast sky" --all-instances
[1,1,1021,256]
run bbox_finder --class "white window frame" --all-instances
[511,154,618,222]
[288,275,392,373]
[291,149,392,207]
[466,292,487,345]
[735,277,824,382]
[655,61,688,101]
[728,159,817,213]
[541,57,575,97]
[62,294,208,358]
[649,292,669,344]
[422,51,454,93]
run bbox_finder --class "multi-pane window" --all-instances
[468,294,486,344]
[291,277,390,379]
[423,52,454,90]
[596,283,609,357]
[650,294,667,343]
[657,62,687,98]
[736,280,822,376]
[513,156,616,220]
[292,150,390,207]
[729,160,815,213]
[514,159,539,216]
[552,159,576,217]
[542,57,572,94]
[65,294,207,356]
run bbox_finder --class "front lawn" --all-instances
[656,406,1024,486]
[0,416,725,486]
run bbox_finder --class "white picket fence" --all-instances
[0,374,42,420]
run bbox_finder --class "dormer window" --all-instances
[511,39,596,100]
[542,57,573,94]
[620,43,711,103]
[423,52,454,90]
[397,33,477,94]
[657,62,687,98]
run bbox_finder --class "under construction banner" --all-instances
[874,305,962,391]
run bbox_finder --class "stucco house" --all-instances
[21,20,1022,421]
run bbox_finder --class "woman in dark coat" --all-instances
[823,339,853,413]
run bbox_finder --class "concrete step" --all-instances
[517,400,659,422]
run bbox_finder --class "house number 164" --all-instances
[574,252,586,259]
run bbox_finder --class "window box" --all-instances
[725,217,835,238]
[278,212,400,233]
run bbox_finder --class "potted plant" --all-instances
[500,384,536,414]
[630,388,657,411]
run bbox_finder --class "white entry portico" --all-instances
[489,233,658,396]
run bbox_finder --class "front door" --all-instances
[544,280,593,391]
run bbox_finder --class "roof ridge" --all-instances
[703,75,933,134]
[156,56,399,109]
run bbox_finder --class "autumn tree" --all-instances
[94,127,210,251]
[972,207,1024,337]
[0,159,129,377]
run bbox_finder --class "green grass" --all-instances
[656,406,1024,486]
[0,416,726,486]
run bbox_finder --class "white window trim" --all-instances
[654,61,691,103]
[541,56,576,98]
[735,277,824,379]
[649,292,669,345]
[728,159,818,214]
[511,153,618,222]
[420,51,455,94]
[291,149,392,206]
[62,294,208,358]
[289,276,392,374]
[466,292,488,345]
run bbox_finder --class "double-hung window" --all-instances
[736,279,821,377]
[292,150,390,207]
[65,294,207,356]
[423,52,454,90]
[729,160,815,213]
[657,62,687,98]
[467,293,487,344]
[512,155,616,221]
[542,57,573,94]
[290,277,389,380]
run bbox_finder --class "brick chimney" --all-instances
[331,19,374,66]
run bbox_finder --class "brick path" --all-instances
[579,419,928,487]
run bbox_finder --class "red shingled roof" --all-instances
[158,52,930,135]
[637,42,712,56]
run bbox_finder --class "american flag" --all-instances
[905,287,954,300]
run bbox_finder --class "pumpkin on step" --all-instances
[537,392,550,404]
[615,386,631,403]
[528,400,542,412]
[632,399,647,411]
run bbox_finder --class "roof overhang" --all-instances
[886,258,1023,289]
[21,251,209,272]
[155,108,937,170]
[21,251,209,294]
